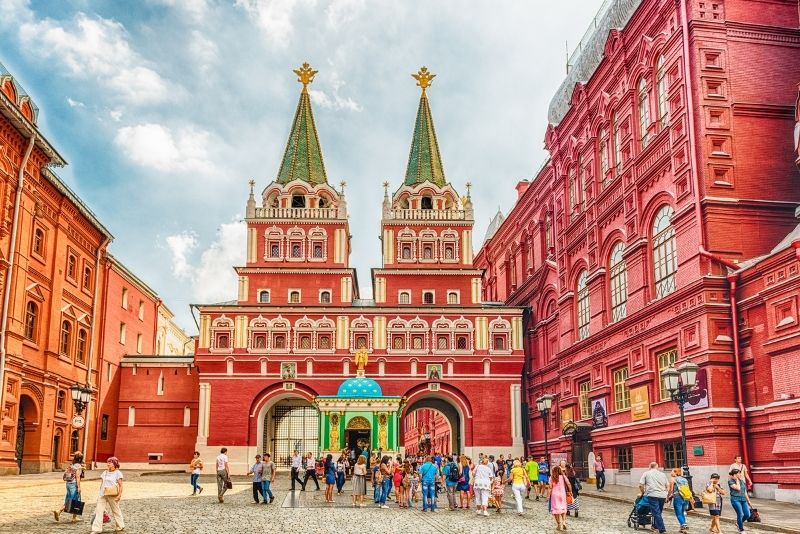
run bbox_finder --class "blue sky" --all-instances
[0,0,604,332]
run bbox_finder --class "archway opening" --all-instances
[402,398,461,456]
[16,394,40,473]
[344,416,371,460]
[263,398,319,467]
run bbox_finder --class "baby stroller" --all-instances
[627,495,652,530]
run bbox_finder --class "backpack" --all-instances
[447,462,460,482]
[678,483,692,500]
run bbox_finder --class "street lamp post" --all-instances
[536,393,554,467]
[70,383,91,415]
[661,362,699,491]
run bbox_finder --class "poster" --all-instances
[631,385,651,421]
[591,398,608,428]
[560,407,574,428]
[426,364,442,381]
[685,368,709,411]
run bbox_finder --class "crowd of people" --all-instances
[50,448,757,533]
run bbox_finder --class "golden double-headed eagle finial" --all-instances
[294,62,318,93]
[412,66,436,95]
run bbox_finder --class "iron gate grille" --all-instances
[267,404,319,467]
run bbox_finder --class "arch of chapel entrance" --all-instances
[249,383,318,462]
[399,384,472,456]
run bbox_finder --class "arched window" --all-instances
[423,292,434,305]
[393,336,404,350]
[24,301,37,341]
[401,246,412,259]
[258,290,270,303]
[60,320,72,355]
[67,255,76,279]
[83,267,92,290]
[319,291,331,304]
[33,228,44,255]
[447,292,458,304]
[652,205,678,298]
[576,270,590,341]
[70,430,80,454]
[291,244,302,258]
[289,291,300,303]
[270,244,280,257]
[609,242,628,322]
[598,127,609,187]
[291,195,305,208]
[638,78,650,149]
[613,112,622,172]
[568,165,577,219]
[656,55,668,127]
[76,328,88,363]
[456,336,468,350]
[273,335,285,349]
[56,390,66,413]
[398,292,410,305]
[421,196,433,210]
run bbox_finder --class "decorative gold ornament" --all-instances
[330,413,340,448]
[378,413,388,450]
[354,348,369,373]
[412,66,436,95]
[294,62,318,93]
[347,416,371,430]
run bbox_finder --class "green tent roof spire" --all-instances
[276,63,328,185]
[404,67,447,187]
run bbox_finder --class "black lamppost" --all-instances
[70,383,92,415]
[536,393,554,466]
[661,362,699,491]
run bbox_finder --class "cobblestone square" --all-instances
[0,473,783,534]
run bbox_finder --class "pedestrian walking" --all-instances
[324,454,336,502]
[490,475,505,512]
[90,457,124,533]
[472,457,493,517]
[54,451,83,523]
[302,452,320,491]
[247,454,265,503]
[704,473,725,534]
[290,450,304,491]
[525,456,539,500]
[419,455,439,512]
[392,457,403,506]
[336,456,347,494]
[549,464,571,530]
[444,455,459,510]
[667,467,691,532]
[639,461,669,534]
[728,469,751,533]
[261,453,276,504]
[730,455,752,492]
[593,453,606,491]
[216,448,231,503]
[566,463,581,517]
[457,455,471,509]
[188,451,204,496]
[352,455,367,507]
[377,455,392,508]
[509,459,530,516]
[537,456,550,498]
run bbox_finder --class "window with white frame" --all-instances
[656,55,669,127]
[609,242,628,322]
[210,316,234,353]
[265,227,283,260]
[652,205,677,299]
[638,78,650,149]
[398,291,411,305]
[423,291,434,305]
[258,290,270,303]
[576,270,590,341]
[599,127,609,187]
[488,317,511,353]
[447,291,459,304]
[613,112,622,172]
[289,290,301,304]
[319,290,331,304]
[121,288,129,309]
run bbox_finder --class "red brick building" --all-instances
[0,63,113,474]
[116,65,526,470]
[475,0,800,502]
[403,408,453,456]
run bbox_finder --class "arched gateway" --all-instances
[187,65,526,470]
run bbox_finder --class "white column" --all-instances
[510,384,523,453]
[197,383,211,445]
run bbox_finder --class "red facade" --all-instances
[475,0,800,502]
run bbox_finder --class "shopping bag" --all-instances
[65,499,84,515]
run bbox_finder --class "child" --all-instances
[410,471,421,503]
[491,475,505,513]
[706,473,726,534]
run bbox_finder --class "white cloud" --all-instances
[309,88,361,111]
[235,0,313,46]
[0,0,32,29]
[66,97,85,108]
[325,0,364,28]
[189,29,219,72]
[18,13,172,105]
[151,0,209,21]
[114,122,213,172]
[165,231,198,278]
[165,220,245,303]
[110,110,123,121]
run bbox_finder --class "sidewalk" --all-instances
[581,484,800,534]
[0,469,183,490]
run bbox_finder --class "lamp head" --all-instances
[677,361,699,389]
[661,367,680,394]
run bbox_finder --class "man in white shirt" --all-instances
[639,461,668,534]
[730,455,752,491]
[302,452,320,491]
[216,448,230,503]
[290,450,304,491]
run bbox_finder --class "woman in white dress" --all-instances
[472,457,494,517]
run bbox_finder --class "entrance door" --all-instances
[571,439,592,480]
[15,413,25,472]
[266,401,320,467]
[52,430,62,469]
[346,430,371,458]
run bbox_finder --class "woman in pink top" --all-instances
[549,465,572,531]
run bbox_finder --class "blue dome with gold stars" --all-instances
[337,376,383,398]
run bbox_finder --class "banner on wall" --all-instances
[631,385,651,421]
[685,368,709,411]
[591,398,608,428]
[560,407,574,430]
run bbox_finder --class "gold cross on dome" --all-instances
[412,67,436,95]
[294,62,318,93]
[339,180,347,194]
[248,179,255,193]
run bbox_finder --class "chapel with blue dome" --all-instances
[314,350,403,455]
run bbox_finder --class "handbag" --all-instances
[747,508,761,523]
[65,499,84,515]
[103,484,119,497]
[701,489,716,505]
[103,512,110,524]
[566,493,574,505]
[224,479,233,490]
